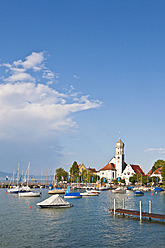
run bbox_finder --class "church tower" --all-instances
[115,136,125,177]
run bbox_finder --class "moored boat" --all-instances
[112,187,126,194]
[64,186,82,198]
[37,194,72,208]
[134,190,144,196]
[18,191,41,197]
[64,192,82,198]
[80,191,99,196]
[48,187,66,194]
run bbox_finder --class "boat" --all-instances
[7,186,21,193]
[37,194,72,208]
[80,191,99,196]
[112,187,126,193]
[134,190,144,196]
[127,186,134,190]
[154,187,164,192]
[64,192,82,198]
[86,189,100,194]
[64,186,82,199]
[48,187,66,194]
[7,185,31,193]
[18,191,41,197]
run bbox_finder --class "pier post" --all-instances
[114,199,116,216]
[140,201,142,221]
[122,198,125,216]
[149,201,151,220]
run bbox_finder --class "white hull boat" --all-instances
[18,191,41,197]
[112,188,126,194]
[80,191,99,196]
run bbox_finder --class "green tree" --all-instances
[56,167,68,181]
[152,160,165,173]
[69,161,79,182]
[129,174,151,185]
[161,164,165,184]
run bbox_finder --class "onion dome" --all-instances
[115,138,124,148]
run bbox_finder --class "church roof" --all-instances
[130,164,145,176]
[115,138,124,148]
[100,163,116,171]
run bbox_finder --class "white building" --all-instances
[121,164,145,185]
[97,136,145,184]
[97,137,126,182]
[151,167,162,181]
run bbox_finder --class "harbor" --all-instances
[1,186,165,248]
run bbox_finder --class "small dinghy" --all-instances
[134,190,144,196]
[37,194,72,208]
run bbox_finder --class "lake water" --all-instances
[1,188,165,248]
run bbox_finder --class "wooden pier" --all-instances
[109,208,165,220]
[110,199,165,221]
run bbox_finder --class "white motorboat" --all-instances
[112,187,126,193]
[86,190,100,194]
[18,191,41,197]
[37,194,72,208]
[80,191,99,196]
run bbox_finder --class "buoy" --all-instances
[5,191,7,194]
[152,193,154,195]
[13,195,15,197]
[126,196,128,199]
[29,206,31,209]
[43,193,44,195]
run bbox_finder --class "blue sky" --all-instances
[0,0,165,175]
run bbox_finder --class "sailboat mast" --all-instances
[27,162,30,186]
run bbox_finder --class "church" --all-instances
[97,136,145,184]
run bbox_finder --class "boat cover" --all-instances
[37,194,71,206]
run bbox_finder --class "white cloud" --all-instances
[0,52,102,142]
[1,52,45,83]
[4,72,35,82]
[144,148,165,154]
[73,74,80,79]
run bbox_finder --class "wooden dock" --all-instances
[109,208,165,220]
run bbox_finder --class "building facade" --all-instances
[97,137,126,182]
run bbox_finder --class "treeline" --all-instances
[55,161,99,183]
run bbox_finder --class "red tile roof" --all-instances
[130,165,145,176]
[146,169,152,176]
[153,167,162,175]
[100,163,116,171]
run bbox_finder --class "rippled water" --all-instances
[1,189,165,248]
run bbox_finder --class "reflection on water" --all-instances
[1,189,165,248]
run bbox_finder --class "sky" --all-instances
[0,0,165,175]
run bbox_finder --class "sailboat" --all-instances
[18,162,41,197]
[64,186,82,199]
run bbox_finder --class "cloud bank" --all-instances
[0,52,102,142]
[144,148,165,154]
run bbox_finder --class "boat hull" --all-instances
[18,192,41,197]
